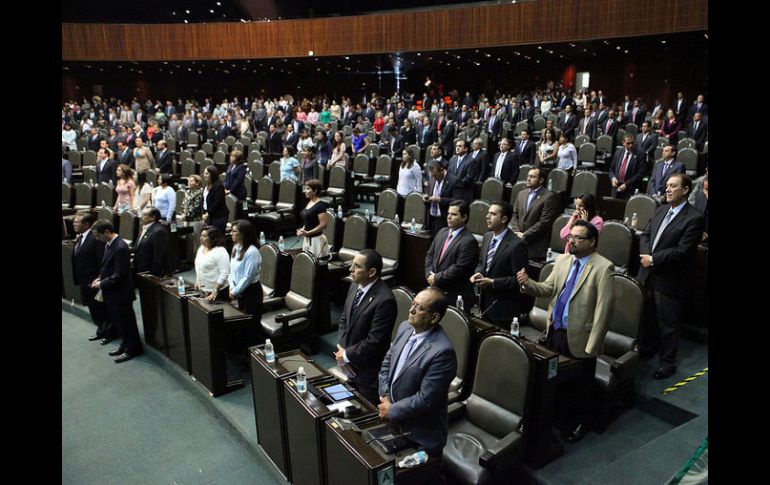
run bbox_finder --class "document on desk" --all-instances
[328,400,353,413]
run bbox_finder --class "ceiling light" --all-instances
[624,50,629,54]
[184,19,188,23]
[616,46,621,50]
[660,40,667,44]
[185,10,190,14]
[210,9,214,13]
[537,46,542,50]
[171,11,176,15]
[217,2,221,5]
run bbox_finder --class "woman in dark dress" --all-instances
[300,145,317,184]
[224,149,247,201]
[202,165,228,234]
[296,179,330,258]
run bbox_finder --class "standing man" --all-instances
[635,121,658,163]
[424,162,461,236]
[334,250,398,404]
[72,212,115,344]
[91,220,144,363]
[647,145,685,197]
[511,167,558,260]
[516,220,614,442]
[154,140,174,174]
[378,288,457,458]
[610,134,647,198]
[470,201,529,328]
[131,207,171,277]
[425,200,479,308]
[447,139,480,205]
[486,137,518,183]
[95,148,117,185]
[637,174,705,380]
[514,129,537,166]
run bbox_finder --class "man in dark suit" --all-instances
[647,145,685,197]
[282,124,299,150]
[635,121,658,162]
[673,92,688,123]
[154,140,174,174]
[514,129,537,166]
[216,119,232,142]
[628,98,647,126]
[577,108,597,141]
[637,174,705,380]
[486,137,518,183]
[87,127,104,152]
[395,101,409,127]
[91,219,144,363]
[334,250,398,404]
[511,167,558,260]
[686,112,708,151]
[469,138,490,182]
[378,287,457,457]
[687,94,708,122]
[416,114,436,149]
[437,115,456,160]
[425,162,460,235]
[131,207,171,277]
[470,201,529,328]
[447,139,480,205]
[385,125,406,158]
[267,124,283,154]
[116,141,134,169]
[610,134,648,198]
[72,212,115,343]
[425,200,480,308]
[95,148,117,185]
[598,109,619,144]
[485,107,503,157]
[558,104,578,139]
[596,103,609,127]
[522,99,536,130]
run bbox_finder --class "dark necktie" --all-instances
[552,260,581,329]
[652,209,675,251]
[350,288,364,318]
[618,151,631,181]
[74,234,83,255]
[485,237,498,272]
[439,232,454,262]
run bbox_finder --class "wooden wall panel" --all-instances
[62,0,707,61]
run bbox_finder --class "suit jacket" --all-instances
[87,135,104,152]
[511,187,558,259]
[647,159,686,196]
[577,116,597,140]
[378,321,457,455]
[470,149,490,181]
[635,132,658,162]
[485,115,503,139]
[72,230,105,288]
[225,163,247,200]
[99,236,135,304]
[447,154,480,204]
[637,203,704,296]
[558,113,578,138]
[206,182,228,221]
[514,139,537,166]
[388,134,406,158]
[400,127,416,146]
[417,124,436,147]
[674,98,688,121]
[486,150,518,183]
[424,226,479,306]
[609,147,647,196]
[117,148,135,169]
[476,229,529,323]
[438,122,456,152]
[155,149,175,174]
[96,159,117,185]
[268,132,283,154]
[131,222,171,277]
[338,279,397,393]
[628,107,646,125]
[687,120,708,150]
[524,252,614,358]
[283,132,299,150]
[598,118,618,141]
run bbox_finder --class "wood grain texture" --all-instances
[62,0,707,61]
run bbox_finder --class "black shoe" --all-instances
[653,366,676,380]
[108,348,124,357]
[88,334,101,341]
[565,423,591,443]
[114,353,135,363]
[100,338,114,345]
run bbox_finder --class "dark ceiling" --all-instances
[61,0,506,23]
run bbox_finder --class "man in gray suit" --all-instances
[378,287,457,457]
[335,250,397,404]
[511,167,558,260]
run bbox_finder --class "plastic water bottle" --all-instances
[177,276,186,296]
[242,200,248,210]
[634,188,640,196]
[337,205,343,219]
[456,295,464,311]
[510,317,520,337]
[278,236,285,251]
[547,247,553,262]
[548,178,553,191]
[264,339,275,363]
[101,200,106,208]
[398,451,428,468]
[365,208,371,221]
[410,218,416,233]
[631,212,638,230]
[394,214,400,225]
[259,231,266,246]
[296,366,307,394]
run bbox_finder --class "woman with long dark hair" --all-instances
[202,165,228,234]
[297,179,330,258]
[194,226,230,302]
[559,193,605,253]
[228,220,263,321]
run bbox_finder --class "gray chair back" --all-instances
[514,121,528,137]
[678,148,699,175]
[248,150,262,162]
[533,116,546,132]
[181,158,196,177]
[119,209,139,243]
[375,220,401,271]
[178,150,192,163]
[218,142,229,153]
[69,150,82,168]
[194,150,206,163]
[365,144,380,158]
[249,159,264,178]
[328,165,346,190]
[509,181,527,206]
[596,221,633,269]
[570,171,598,199]
[255,176,275,205]
[82,150,97,167]
[338,214,368,262]
[225,193,238,222]
[377,189,399,219]
[406,144,420,163]
[547,168,569,193]
[403,192,427,226]
[440,307,471,402]
[677,138,696,151]
[480,178,503,203]
[467,200,490,241]
[286,251,317,309]
[353,154,370,177]
[391,286,415,341]
[596,135,614,154]
[605,274,644,357]
[97,205,114,223]
[374,155,392,179]
[625,194,658,230]
[260,243,279,297]
[62,182,73,207]
[213,151,226,166]
[176,189,186,216]
[574,134,590,149]
[624,123,639,137]
[74,183,94,208]
[578,142,596,164]
[269,161,281,181]
[529,261,555,332]
[244,173,254,200]
[549,214,570,254]
[200,158,213,174]
[187,132,199,147]
[82,166,97,185]
[322,210,337,251]
[517,164,533,182]
[276,179,298,210]
[657,136,670,148]
[202,142,214,155]
[96,182,115,207]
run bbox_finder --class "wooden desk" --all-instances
[398,230,433,294]
[61,240,82,304]
[159,283,200,374]
[136,273,171,355]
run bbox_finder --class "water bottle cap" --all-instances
[265,339,271,344]
[298,366,304,373]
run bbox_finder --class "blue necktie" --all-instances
[350,288,364,318]
[392,335,419,384]
[485,237,498,272]
[552,260,581,330]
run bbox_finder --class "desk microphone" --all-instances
[365,431,412,445]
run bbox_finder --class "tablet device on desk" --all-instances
[324,383,355,402]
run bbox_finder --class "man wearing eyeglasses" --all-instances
[516,220,613,443]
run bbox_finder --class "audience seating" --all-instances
[547,168,569,194]
[253,179,299,236]
[95,182,115,208]
[596,221,633,272]
[187,132,199,149]
[268,161,281,182]
[260,242,291,310]
[73,183,95,210]
[202,142,214,156]
[677,138,696,151]
[509,181,527,207]
[548,214,570,255]
[82,166,97,185]
[480,178,504,203]
[517,164,533,182]
[390,286,415,340]
[624,194,658,230]
[678,148,699,176]
[468,200,490,244]
[376,188,399,220]
[374,220,401,281]
[403,192,427,229]
[577,142,597,169]
[328,214,368,272]
[62,182,74,209]
[574,134,590,149]
[440,306,472,405]
[567,171,598,210]
[194,150,206,164]
[321,166,347,209]
[119,209,139,244]
[624,123,639,137]
[252,176,277,213]
[248,159,264,178]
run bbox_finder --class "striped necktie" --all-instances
[485,237,498,272]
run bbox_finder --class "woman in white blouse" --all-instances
[396,150,423,196]
[556,132,578,175]
[194,226,230,302]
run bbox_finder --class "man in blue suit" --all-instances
[647,145,685,197]
[378,287,457,457]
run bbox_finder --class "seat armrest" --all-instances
[479,430,523,470]
[275,308,310,328]
[262,296,285,310]
[447,401,466,422]
[610,350,639,381]
[276,206,295,215]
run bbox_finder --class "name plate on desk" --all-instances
[547,356,558,379]
[377,466,395,485]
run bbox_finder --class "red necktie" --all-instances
[618,151,630,181]
[606,120,611,133]
[439,232,454,262]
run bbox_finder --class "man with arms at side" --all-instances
[486,137,518,183]
[609,134,647,199]
[637,174,705,380]
[510,167,558,261]
[647,145,685,198]
[131,206,171,277]
[91,219,144,363]
[154,139,174,174]
[424,162,461,236]
[635,121,658,164]
[425,200,479,308]
[335,250,398,404]
[516,220,614,442]
[378,288,457,458]
[72,212,115,344]
[470,201,529,329]
[514,129,537,166]
[447,139,480,205]
[96,148,117,185]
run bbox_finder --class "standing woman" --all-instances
[300,145,317,183]
[538,128,558,167]
[133,137,154,173]
[113,164,136,214]
[202,165,228,234]
[279,146,301,182]
[329,131,347,169]
[659,108,681,140]
[297,179,330,258]
[152,173,177,223]
[194,226,230,302]
[396,150,423,196]
[180,174,204,222]
[556,132,578,176]
[315,130,332,179]
[132,170,153,212]
[224,149,247,201]
[228,220,263,322]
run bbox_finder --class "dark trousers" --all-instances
[428,213,446,237]
[80,286,115,338]
[210,216,227,235]
[105,300,143,355]
[353,381,379,408]
[641,281,685,368]
[546,329,596,426]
